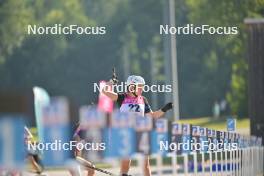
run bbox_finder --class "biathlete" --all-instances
[24,126,44,174]
[102,75,173,176]
[72,124,96,176]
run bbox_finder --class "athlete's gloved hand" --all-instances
[161,102,173,112]
[110,78,118,85]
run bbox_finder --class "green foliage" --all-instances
[182,0,263,118]
[0,0,92,98]
[0,0,263,118]
[0,0,33,63]
[227,60,248,117]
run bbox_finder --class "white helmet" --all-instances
[126,75,145,86]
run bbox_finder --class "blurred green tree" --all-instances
[0,0,33,63]
[1,0,263,119]
[185,0,263,118]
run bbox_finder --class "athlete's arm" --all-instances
[101,81,118,101]
[146,110,165,119]
[146,102,173,119]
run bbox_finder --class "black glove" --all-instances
[110,78,118,85]
[161,102,173,112]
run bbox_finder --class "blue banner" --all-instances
[0,117,25,169]
[151,119,169,156]
[199,127,208,152]
[171,123,182,154]
[103,128,136,158]
[103,111,136,158]
[227,118,236,132]
[182,124,191,153]
[41,97,71,166]
[135,116,152,155]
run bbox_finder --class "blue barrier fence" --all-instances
[0,97,263,176]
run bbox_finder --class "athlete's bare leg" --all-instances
[144,156,151,176]
[27,155,43,174]
[68,163,95,176]
[72,136,95,176]
[120,159,131,175]
[120,157,151,176]
[87,166,95,176]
